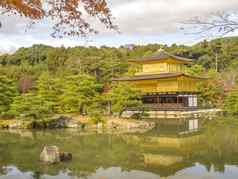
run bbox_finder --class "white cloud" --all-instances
[1,0,238,52]
[111,0,238,35]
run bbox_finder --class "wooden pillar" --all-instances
[157,95,160,105]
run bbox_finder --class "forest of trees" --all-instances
[0,36,238,122]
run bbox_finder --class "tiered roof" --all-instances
[129,49,193,64]
[113,72,207,81]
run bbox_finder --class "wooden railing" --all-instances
[127,103,198,111]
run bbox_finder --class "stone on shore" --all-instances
[47,116,82,128]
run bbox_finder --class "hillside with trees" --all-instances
[0,36,238,123]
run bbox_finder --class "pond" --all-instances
[0,119,238,179]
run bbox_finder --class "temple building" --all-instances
[113,49,206,110]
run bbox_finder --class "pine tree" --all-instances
[0,75,18,115]
[107,83,142,116]
[59,74,102,114]
[36,72,62,113]
[9,93,53,120]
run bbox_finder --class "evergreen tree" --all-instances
[0,75,18,115]
[9,93,53,120]
[107,83,142,116]
[59,74,102,114]
[47,47,68,72]
[36,72,62,113]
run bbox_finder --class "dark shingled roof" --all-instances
[112,72,207,81]
[129,49,193,63]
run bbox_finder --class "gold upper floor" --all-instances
[135,60,187,75]
[129,50,192,75]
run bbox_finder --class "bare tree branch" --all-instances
[181,12,238,38]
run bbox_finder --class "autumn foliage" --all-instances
[0,0,117,37]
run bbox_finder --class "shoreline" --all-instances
[0,114,156,131]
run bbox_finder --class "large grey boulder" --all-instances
[40,146,60,164]
[40,145,72,164]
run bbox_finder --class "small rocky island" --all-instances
[40,146,72,164]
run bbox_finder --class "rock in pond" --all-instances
[60,152,72,161]
[40,146,72,164]
[40,146,60,164]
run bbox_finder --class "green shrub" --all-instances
[131,111,149,120]
[89,110,105,124]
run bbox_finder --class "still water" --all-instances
[0,119,238,179]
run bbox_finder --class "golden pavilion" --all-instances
[113,49,206,110]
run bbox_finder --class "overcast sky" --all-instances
[1,0,238,52]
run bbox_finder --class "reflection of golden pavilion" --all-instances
[114,49,206,110]
[122,131,200,177]
[143,153,183,166]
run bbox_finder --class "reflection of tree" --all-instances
[32,171,41,179]
[214,164,225,173]
[0,166,4,175]
[204,162,212,172]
